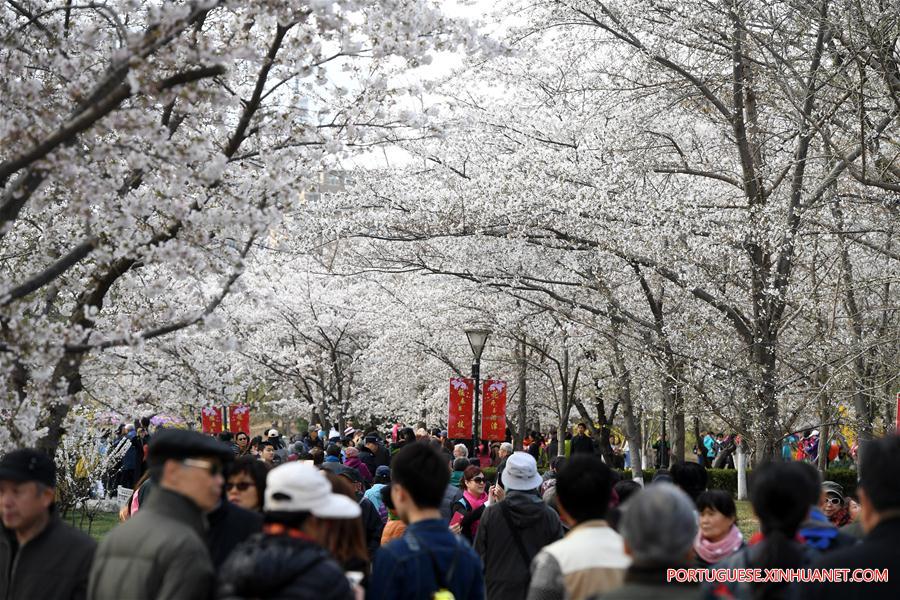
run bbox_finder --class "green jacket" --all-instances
[88,486,215,600]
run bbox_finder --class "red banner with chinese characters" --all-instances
[448,377,474,439]
[229,405,251,434]
[201,406,224,434]
[481,380,507,441]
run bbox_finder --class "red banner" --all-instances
[448,377,474,439]
[201,406,224,434]
[481,380,507,441]
[229,405,251,434]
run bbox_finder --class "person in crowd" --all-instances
[321,444,346,474]
[449,456,469,488]
[607,480,642,531]
[527,455,629,600]
[225,455,269,512]
[217,462,357,600]
[671,461,708,504]
[706,461,817,600]
[528,432,546,467]
[702,431,717,468]
[258,441,278,467]
[819,480,851,527]
[368,442,485,600]
[840,494,865,539]
[343,446,373,484]
[794,463,857,554]
[303,426,325,453]
[319,473,371,587]
[595,483,700,600]
[453,443,469,462]
[207,484,264,569]
[364,465,391,523]
[0,449,96,600]
[692,490,744,566]
[234,431,252,457]
[363,434,391,469]
[266,428,284,450]
[440,458,466,523]
[338,468,384,560]
[389,427,416,455]
[119,471,152,521]
[358,436,378,475]
[801,434,900,600]
[248,435,263,457]
[89,429,233,599]
[571,423,595,455]
[540,455,567,503]
[495,441,514,488]
[309,446,325,466]
[652,435,670,469]
[474,451,564,599]
[450,465,489,543]
[117,423,141,488]
[218,431,238,455]
[379,484,407,545]
[547,431,560,459]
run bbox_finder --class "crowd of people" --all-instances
[0,419,898,600]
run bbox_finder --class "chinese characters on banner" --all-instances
[229,405,251,434]
[481,380,507,441]
[201,407,224,434]
[448,377,474,439]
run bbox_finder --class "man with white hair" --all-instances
[496,442,514,490]
[598,482,700,600]
[453,443,469,460]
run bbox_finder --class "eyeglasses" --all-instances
[181,458,223,476]
[824,497,843,506]
[471,477,486,484]
[226,481,255,491]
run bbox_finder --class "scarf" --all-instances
[694,524,743,564]
[463,489,488,512]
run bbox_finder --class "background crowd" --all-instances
[0,418,897,600]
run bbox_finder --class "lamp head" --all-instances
[465,328,492,361]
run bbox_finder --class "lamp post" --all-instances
[465,328,492,455]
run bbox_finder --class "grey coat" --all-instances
[89,486,215,600]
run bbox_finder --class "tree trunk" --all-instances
[515,336,528,450]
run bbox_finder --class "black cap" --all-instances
[364,435,379,445]
[148,429,234,466]
[339,467,363,484]
[0,449,56,487]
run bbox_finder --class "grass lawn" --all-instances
[66,510,120,541]
[735,499,759,539]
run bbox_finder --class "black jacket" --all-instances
[373,444,391,468]
[571,434,595,455]
[207,501,264,569]
[217,533,353,600]
[473,491,564,600]
[360,497,385,559]
[358,446,377,477]
[0,515,96,600]
[800,516,900,600]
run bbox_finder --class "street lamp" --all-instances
[465,328,492,454]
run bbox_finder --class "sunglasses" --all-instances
[181,458,223,476]
[471,476,486,483]
[824,497,843,506]
[226,482,255,492]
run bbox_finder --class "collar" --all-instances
[570,519,610,532]
[145,486,207,535]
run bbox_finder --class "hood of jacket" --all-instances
[503,490,553,528]
[220,534,335,596]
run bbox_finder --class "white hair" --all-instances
[620,482,697,565]
[500,442,514,455]
[453,443,469,458]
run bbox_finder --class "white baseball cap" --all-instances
[501,452,544,491]
[267,428,280,437]
[264,462,361,519]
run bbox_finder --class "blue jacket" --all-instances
[367,518,484,600]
